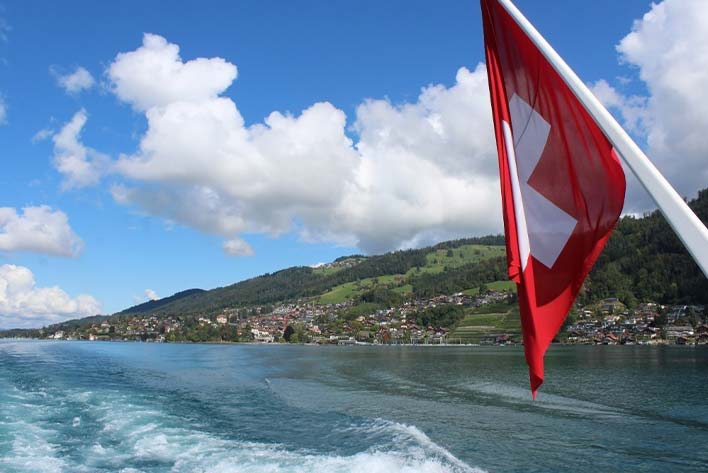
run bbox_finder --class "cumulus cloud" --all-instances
[108,33,237,111]
[589,79,647,134]
[144,288,159,300]
[596,0,708,210]
[0,264,101,329]
[52,66,95,94]
[0,205,83,257]
[223,237,254,257]
[89,34,500,254]
[52,109,108,189]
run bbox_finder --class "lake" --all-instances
[0,341,706,472]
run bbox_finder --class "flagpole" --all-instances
[495,0,708,278]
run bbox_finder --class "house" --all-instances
[251,329,274,343]
[216,314,228,324]
[664,325,694,341]
[356,330,371,342]
[601,298,624,315]
[637,327,657,343]
[308,325,321,335]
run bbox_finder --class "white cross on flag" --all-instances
[482,0,626,398]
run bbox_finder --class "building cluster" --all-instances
[42,294,707,346]
[43,291,503,343]
[238,291,511,345]
[565,300,707,345]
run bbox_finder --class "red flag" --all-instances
[481,0,626,398]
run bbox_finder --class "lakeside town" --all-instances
[39,289,707,347]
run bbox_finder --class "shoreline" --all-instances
[1,337,706,348]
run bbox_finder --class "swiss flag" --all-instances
[481,0,626,397]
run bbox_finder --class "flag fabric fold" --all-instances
[481,0,626,398]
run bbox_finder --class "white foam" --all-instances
[0,367,484,473]
[88,398,483,473]
[0,421,67,473]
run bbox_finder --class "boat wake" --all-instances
[458,381,626,418]
[0,383,483,473]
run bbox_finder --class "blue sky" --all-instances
[1,0,705,326]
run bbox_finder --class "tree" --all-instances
[413,304,465,328]
[240,324,254,342]
[654,313,668,328]
[283,325,295,341]
[562,309,578,331]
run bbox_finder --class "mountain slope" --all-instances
[120,236,506,316]
[118,288,206,315]
[582,188,708,306]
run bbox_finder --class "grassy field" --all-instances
[317,274,406,304]
[448,303,521,344]
[404,245,506,278]
[462,280,516,295]
[316,244,506,304]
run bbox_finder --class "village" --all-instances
[43,290,707,347]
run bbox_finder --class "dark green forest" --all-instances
[581,188,708,307]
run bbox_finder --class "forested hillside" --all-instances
[582,188,708,306]
[121,236,506,316]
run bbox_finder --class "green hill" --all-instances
[582,188,708,307]
[118,288,206,315]
[317,243,507,304]
[120,235,507,316]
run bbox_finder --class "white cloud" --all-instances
[589,79,647,134]
[223,237,254,257]
[0,264,101,329]
[52,109,108,189]
[108,33,237,111]
[144,288,159,300]
[52,66,95,94]
[32,127,54,143]
[0,95,6,125]
[0,205,83,257]
[597,0,708,210]
[95,34,501,254]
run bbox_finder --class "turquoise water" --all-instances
[0,341,706,472]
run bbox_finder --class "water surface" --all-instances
[0,341,706,472]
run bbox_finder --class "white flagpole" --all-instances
[495,0,708,278]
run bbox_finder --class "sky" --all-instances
[0,0,706,328]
